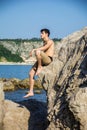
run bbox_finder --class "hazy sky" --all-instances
[0,0,87,39]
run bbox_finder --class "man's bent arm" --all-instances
[37,41,53,51]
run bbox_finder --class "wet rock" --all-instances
[18,78,43,89]
[0,77,43,91]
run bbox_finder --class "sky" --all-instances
[0,0,87,39]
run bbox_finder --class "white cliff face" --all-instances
[0,41,42,63]
[0,41,19,54]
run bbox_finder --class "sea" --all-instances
[0,64,46,102]
[0,64,31,80]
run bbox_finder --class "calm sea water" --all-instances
[0,65,46,102]
[5,89,47,102]
[0,64,32,79]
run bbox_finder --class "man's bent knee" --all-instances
[35,50,41,56]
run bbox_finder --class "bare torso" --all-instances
[44,39,54,57]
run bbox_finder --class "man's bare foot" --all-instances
[36,66,43,75]
[23,91,34,98]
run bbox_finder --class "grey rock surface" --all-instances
[39,27,87,130]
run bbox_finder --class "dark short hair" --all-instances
[40,28,50,36]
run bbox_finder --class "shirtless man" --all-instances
[24,28,54,98]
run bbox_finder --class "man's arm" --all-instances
[37,40,53,51]
[29,40,53,57]
[29,49,36,57]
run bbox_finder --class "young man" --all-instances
[24,28,54,98]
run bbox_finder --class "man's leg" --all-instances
[23,68,36,98]
[35,50,43,75]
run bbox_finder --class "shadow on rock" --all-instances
[17,99,49,130]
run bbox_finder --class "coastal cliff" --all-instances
[39,27,87,130]
[0,40,43,63]
[0,27,87,130]
[0,39,60,63]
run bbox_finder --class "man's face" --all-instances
[40,31,48,39]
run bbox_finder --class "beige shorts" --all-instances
[33,51,53,70]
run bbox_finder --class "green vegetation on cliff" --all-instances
[0,37,61,43]
[0,38,61,63]
[0,45,23,62]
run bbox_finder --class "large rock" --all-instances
[18,78,42,89]
[0,78,20,91]
[0,83,4,130]
[39,27,87,130]
[69,88,87,130]
[0,77,43,91]
[3,100,30,130]
[0,82,30,130]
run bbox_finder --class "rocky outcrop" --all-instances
[39,27,87,130]
[0,82,30,130]
[3,100,30,130]
[18,78,42,89]
[0,82,47,130]
[0,83,4,130]
[0,77,43,91]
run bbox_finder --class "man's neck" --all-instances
[43,37,49,42]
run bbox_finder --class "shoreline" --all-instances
[0,62,35,65]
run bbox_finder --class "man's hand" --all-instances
[29,49,37,57]
[29,50,33,57]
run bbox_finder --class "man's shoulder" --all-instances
[48,39,54,44]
